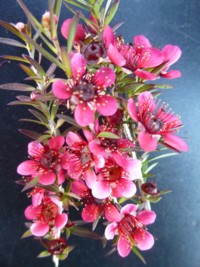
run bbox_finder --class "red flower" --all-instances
[127,92,188,152]
[105,204,156,257]
[17,136,66,185]
[62,131,104,188]
[25,197,68,237]
[72,180,120,223]
[103,26,164,80]
[91,158,138,199]
[52,53,117,126]
[61,18,86,43]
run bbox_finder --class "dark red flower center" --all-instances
[74,81,95,102]
[118,215,143,242]
[80,146,92,165]
[102,165,121,182]
[83,42,105,63]
[41,200,58,223]
[40,146,59,170]
[48,238,67,255]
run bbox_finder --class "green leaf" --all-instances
[37,250,51,258]
[67,13,79,53]
[29,109,49,124]
[104,0,120,26]
[0,20,26,41]
[19,63,36,77]
[60,47,72,78]
[97,131,120,139]
[22,34,64,70]
[71,226,102,240]
[146,195,162,203]
[0,37,26,48]
[21,229,32,239]
[18,129,41,140]
[21,176,39,192]
[23,55,46,76]
[132,246,146,265]
[159,189,172,195]
[0,83,35,91]
[49,0,57,39]
[64,0,90,11]
[37,183,60,193]
[0,55,28,63]
[54,0,62,17]
[56,114,80,128]
[58,246,74,260]
[145,153,178,164]
[117,83,144,93]
[144,162,158,174]
[55,118,65,129]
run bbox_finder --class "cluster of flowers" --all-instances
[0,0,188,265]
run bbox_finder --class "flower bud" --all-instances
[48,238,67,255]
[82,42,106,64]
[15,22,27,34]
[42,11,58,30]
[141,182,159,195]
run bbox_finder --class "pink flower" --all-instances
[52,53,117,126]
[105,204,156,257]
[91,158,138,199]
[160,44,182,79]
[127,92,188,152]
[17,136,66,185]
[72,180,120,223]
[61,18,86,43]
[61,131,104,188]
[103,26,164,80]
[25,197,68,237]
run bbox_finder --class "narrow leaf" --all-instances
[0,37,26,48]
[72,226,102,240]
[21,229,32,239]
[18,129,41,140]
[23,55,46,76]
[67,13,79,53]
[37,251,51,258]
[132,246,146,265]
[0,55,28,63]
[144,162,158,174]
[0,20,26,41]
[57,114,80,128]
[19,63,36,77]
[97,131,120,139]
[29,109,49,123]
[0,83,35,91]
[104,0,120,26]
[145,153,177,164]
[60,47,72,78]
[54,0,62,17]
[21,176,39,192]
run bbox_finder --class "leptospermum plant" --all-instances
[0,0,188,266]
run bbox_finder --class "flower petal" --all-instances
[61,19,85,42]
[28,141,43,158]
[71,180,88,197]
[127,98,139,122]
[94,67,115,87]
[138,131,158,152]
[24,205,41,220]
[89,140,106,156]
[57,169,66,185]
[83,129,94,142]
[134,69,158,80]
[112,179,136,198]
[104,222,118,240]
[162,44,182,67]
[161,70,181,79]
[17,160,37,176]
[117,236,131,257]
[66,131,84,146]
[121,204,137,216]
[92,181,111,199]
[55,213,68,229]
[134,35,152,48]
[163,134,188,152]
[134,229,154,251]
[71,53,87,81]
[82,203,99,222]
[84,168,97,189]
[103,25,115,48]
[137,210,156,225]
[107,44,126,66]
[52,80,72,99]
[96,95,117,116]
[139,48,164,68]
[48,136,65,150]
[39,171,56,185]
[104,204,121,222]
[30,221,49,237]
[74,103,95,126]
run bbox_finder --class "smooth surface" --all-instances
[0,0,200,267]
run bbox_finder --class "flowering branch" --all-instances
[0,0,188,266]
